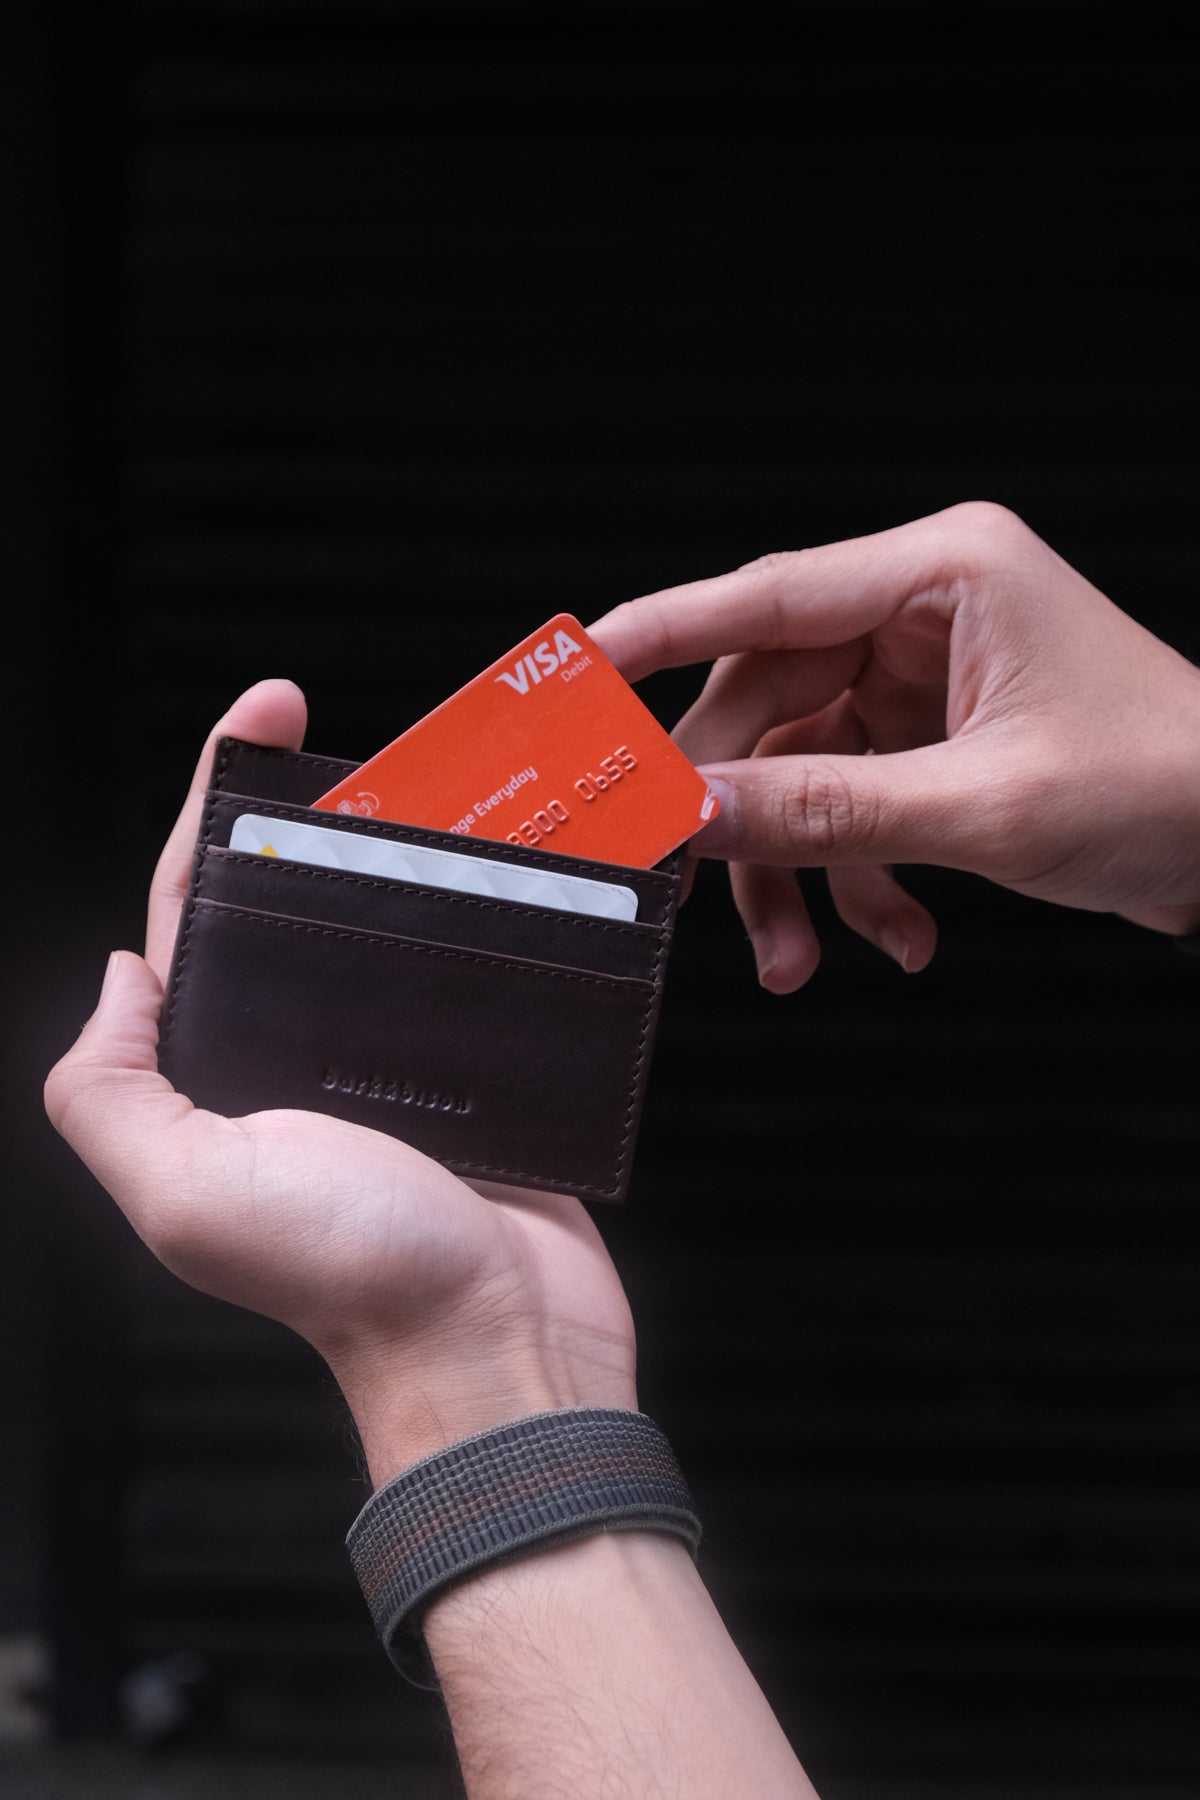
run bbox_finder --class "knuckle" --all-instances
[947,499,1031,563]
[734,551,805,651]
[737,549,795,576]
[776,758,875,860]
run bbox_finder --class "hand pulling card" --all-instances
[312,614,718,868]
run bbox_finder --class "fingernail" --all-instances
[101,951,121,997]
[881,929,912,972]
[693,774,736,853]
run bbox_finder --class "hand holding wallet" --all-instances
[158,737,683,1205]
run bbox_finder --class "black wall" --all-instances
[8,2,1200,1793]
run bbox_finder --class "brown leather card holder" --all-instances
[157,737,683,1204]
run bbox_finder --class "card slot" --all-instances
[208,786,680,887]
[197,847,667,983]
[203,784,682,927]
[159,894,661,1201]
[182,895,657,992]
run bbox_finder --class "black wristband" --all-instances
[346,1406,702,1687]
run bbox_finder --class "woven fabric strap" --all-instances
[346,1407,702,1686]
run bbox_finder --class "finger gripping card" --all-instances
[157,738,683,1204]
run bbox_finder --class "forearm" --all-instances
[425,1531,820,1800]
[340,1334,816,1798]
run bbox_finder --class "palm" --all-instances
[149,1097,631,1380]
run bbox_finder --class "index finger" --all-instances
[587,507,970,683]
[144,678,308,983]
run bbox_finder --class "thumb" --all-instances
[692,744,992,871]
[44,950,193,1185]
[146,677,309,982]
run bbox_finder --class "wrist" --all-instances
[345,1406,699,1688]
[327,1331,638,1487]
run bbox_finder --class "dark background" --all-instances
[5,1,1199,1795]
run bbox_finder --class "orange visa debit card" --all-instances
[312,613,718,867]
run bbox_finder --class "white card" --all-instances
[228,813,640,922]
